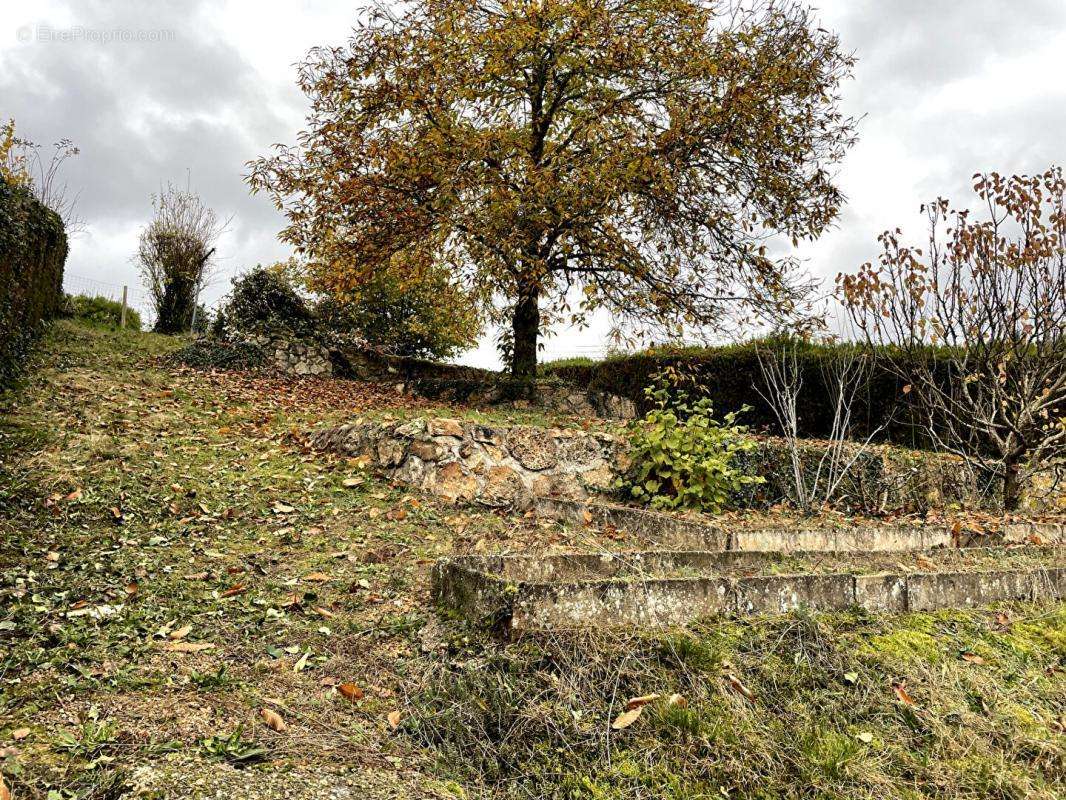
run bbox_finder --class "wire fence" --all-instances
[63,273,158,329]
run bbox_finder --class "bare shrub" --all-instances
[756,342,884,512]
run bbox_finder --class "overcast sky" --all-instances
[2,1,1063,367]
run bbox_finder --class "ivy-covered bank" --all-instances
[0,177,67,386]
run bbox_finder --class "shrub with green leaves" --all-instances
[621,377,763,512]
[217,265,315,337]
[64,293,142,330]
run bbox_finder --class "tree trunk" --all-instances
[154,274,196,334]
[510,279,540,380]
[1002,461,1024,512]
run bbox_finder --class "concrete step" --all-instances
[534,497,1066,553]
[433,545,1066,632]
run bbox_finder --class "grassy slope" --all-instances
[0,321,1062,800]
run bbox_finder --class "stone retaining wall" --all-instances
[308,417,621,509]
[308,417,1040,514]
[246,334,333,377]
[533,497,961,552]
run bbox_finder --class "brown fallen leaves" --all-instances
[338,683,364,702]
[892,682,916,706]
[162,641,214,653]
[724,673,754,701]
[260,708,287,733]
[169,624,192,640]
[611,693,685,730]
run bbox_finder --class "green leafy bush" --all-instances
[64,293,142,330]
[620,378,763,512]
[314,264,480,360]
[217,266,315,337]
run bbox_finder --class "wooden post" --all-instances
[120,285,128,329]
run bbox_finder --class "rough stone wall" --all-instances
[246,334,333,377]
[309,417,1062,513]
[308,417,621,509]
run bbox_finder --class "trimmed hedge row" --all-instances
[0,179,67,386]
[544,342,934,446]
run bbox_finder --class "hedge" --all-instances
[544,341,937,446]
[64,293,142,331]
[0,179,67,387]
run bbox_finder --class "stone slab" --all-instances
[735,574,855,614]
[536,497,954,553]
[854,573,908,613]
[433,551,1065,632]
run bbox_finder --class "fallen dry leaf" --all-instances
[387,710,403,729]
[303,572,331,583]
[0,772,9,800]
[892,682,916,706]
[260,707,287,733]
[338,683,364,702]
[724,673,754,701]
[11,728,30,741]
[625,693,661,710]
[162,641,214,653]
[611,706,643,730]
[667,693,687,708]
[960,652,987,665]
[169,624,192,640]
[220,583,246,598]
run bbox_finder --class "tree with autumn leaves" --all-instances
[839,168,1066,510]
[249,0,857,378]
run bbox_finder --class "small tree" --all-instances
[1,118,82,234]
[838,168,1066,510]
[248,0,856,379]
[315,249,481,360]
[138,184,226,334]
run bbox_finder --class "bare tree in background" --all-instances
[137,184,226,334]
[1,119,83,234]
[756,343,885,511]
[839,168,1066,510]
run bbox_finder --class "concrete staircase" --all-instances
[433,498,1066,633]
